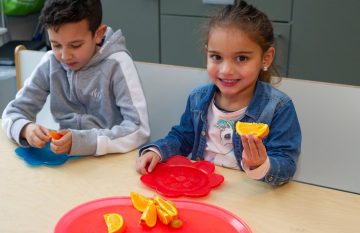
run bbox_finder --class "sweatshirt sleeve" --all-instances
[1,54,50,146]
[69,53,150,156]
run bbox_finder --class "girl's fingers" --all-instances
[137,157,148,175]
[254,137,267,160]
[247,135,259,159]
[241,135,251,159]
[147,155,160,173]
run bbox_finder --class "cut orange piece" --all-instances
[154,195,178,218]
[235,122,269,138]
[104,213,126,233]
[48,130,62,140]
[156,205,173,225]
[140,200,157,227]
[130,192,151,212]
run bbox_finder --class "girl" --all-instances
[136,0,301,186]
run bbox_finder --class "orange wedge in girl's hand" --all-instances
[235,122,269,139]
[48,130,62,140]
[104,213,126,233]
[130,192,151,212]
[140,200,157,227]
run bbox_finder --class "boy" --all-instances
[2,0,150,156]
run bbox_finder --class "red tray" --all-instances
[54,197,252,233]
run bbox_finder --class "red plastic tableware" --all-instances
[54,197,252,233]
[140,155,224,197]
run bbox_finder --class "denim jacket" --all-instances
[140,81,302,186]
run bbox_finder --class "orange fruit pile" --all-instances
[104,213,126,233]
[130,192,183,229]
[235,122,269,138]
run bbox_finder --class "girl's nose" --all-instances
[220,61,235,75]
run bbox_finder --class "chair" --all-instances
[135,62,209,141]
[14,44,58,130]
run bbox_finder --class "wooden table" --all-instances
[0,121,359,233]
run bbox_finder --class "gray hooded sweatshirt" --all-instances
[2,29,150,156]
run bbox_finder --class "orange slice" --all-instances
[235,122,269,138]
[130,192,151,212]
[153,195,178,218]
[48,130,62,140]
[104,213,126,233]
[156,205,173,225]
[140,200,157,227]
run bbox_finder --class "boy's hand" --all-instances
[241,134,268,170]
[136,151,161,175]
[21,123,50,148]
[50,130,72,154]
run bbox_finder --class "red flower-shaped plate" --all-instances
[54,197,252,233]
[140,155,224,197]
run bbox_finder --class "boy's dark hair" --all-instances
[206,0,278,82]
[39,0,102,35]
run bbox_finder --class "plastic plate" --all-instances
[141,155,224,197]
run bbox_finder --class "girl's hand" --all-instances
[50,130,72,154]
[241,134,268,169]
[21,123,50,148]
[136,151,161,174]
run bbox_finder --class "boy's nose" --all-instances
[61,48,72,61]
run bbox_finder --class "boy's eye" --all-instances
[210,54,222,61]
[236,55,248,62]
[71,44,82,49]
[51,44,61,49]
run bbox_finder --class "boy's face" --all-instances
[48,19,105,71]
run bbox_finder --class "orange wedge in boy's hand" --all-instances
[104,213,126,233]
[235,122,269,139]
[48,130,62,140]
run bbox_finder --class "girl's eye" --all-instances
[210,54,222,61]
[236,55,248,62]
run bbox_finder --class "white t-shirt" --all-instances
[204,99,246,169]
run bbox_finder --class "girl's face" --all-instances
[48,19,106,71]
[206,26,273,101]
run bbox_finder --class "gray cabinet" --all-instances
[160,0,292,76]
[102,0,159,63]
[289,0,360,86]
[101,0,360,86]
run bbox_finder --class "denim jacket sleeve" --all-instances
[260,99,301,185]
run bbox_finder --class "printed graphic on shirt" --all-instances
[205,119,239,169]
[88,88,104,102]
[216,119,234,152]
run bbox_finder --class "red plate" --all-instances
[141,155,224,197]
[54,197,252,233]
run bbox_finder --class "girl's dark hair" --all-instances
[39,0,102,35]
[206,0,278,82]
